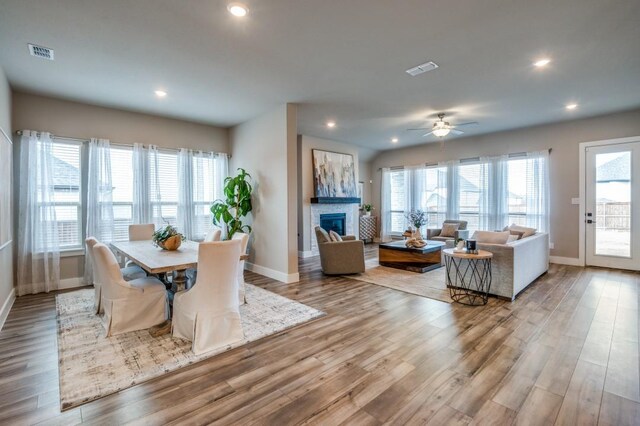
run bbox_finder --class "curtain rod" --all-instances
[378,148,552,171]
[15,130,231,157]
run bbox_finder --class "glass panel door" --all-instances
[586,141,640,270]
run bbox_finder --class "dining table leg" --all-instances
[171,269,188,293]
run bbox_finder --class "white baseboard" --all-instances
[59,277,87,290]
[0,288,16,332]
[298,250,317,259]
[549,256,583,266]
[245,262,300,283]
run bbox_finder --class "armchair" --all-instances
[426,220,470,243]
[314,226,365,275]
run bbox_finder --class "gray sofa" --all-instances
[314,226,365,275]
[445,232,549,300]
[427,220,470,243]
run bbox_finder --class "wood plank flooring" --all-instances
[0,245,638,425]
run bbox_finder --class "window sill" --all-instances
[60,249,84,258]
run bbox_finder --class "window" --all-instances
[190,153,224,240]
[149,149,179,227]
[389,169,406,233]
[109,146,134,241]
[49,140,82,249]
[420,166,447,226]
[381,151,549,237]
[457,162,488,232]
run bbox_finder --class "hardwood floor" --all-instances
[0,245,638,425]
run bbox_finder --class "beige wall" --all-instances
[11,91,230,282]
[12,92,229,152]
[371,108,640,259]
[297,135,362,253]
[358,160,372,206]
[230,104,299,282]
[0,67,13,324]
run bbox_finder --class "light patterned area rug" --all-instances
[343,259,452,303]
[56,284,324,411]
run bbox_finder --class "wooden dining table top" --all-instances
[110,240,249,274]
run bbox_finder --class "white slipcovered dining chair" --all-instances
[129,223,155,241]
[172,239,244,355]
[231,232,249,305]
[204,226,222,242]
[92,242,168,336]
[85,237,147,314]
[185,226,223,286]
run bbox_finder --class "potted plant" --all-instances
[363,204,374,216]
[152,224,185,251]
[211,168,253,240]
[405,210,428,240]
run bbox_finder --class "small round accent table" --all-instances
[443,248,493,306]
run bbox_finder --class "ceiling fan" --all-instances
[408,113,478,138]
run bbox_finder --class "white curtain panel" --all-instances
[85,138,115,284]
[491,155,510,231]
[177,148,195,239]
[525,150,550,233]
[132,143,151,224]
[147,145,164,228]
[444,160,460,220]
[17,131,61,295]
[380,168,392,242]
[213,153,229,238]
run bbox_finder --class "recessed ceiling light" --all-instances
[154,90,167,98]
[533,58,551,67]
[565,103,578,110]
[227,3,248,17]
[391,137,399,143]
[326,121,336,128]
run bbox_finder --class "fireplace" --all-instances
[320,213,346,236]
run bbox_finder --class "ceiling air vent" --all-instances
[28,43,54,60]
[406,61,438,76]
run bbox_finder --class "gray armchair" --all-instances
[314,226,365,275]
[426,220,470,242]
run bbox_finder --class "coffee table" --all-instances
[378,240,445,273]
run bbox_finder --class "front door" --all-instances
[585,141,640,270]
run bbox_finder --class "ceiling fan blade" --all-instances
[422,132,435,137]
[407,127,430,131]
[450,129,464,135]
[452,121,479,127]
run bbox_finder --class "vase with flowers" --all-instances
[405,210,429,240]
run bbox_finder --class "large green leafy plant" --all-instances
[211,168,253,240]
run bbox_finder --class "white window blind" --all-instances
[109,146,134,241]
[389,169,406,233]
[49,140,82,249]
[149,149,179,227]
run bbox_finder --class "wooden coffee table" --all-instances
[378,240,445,273]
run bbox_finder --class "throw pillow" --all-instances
[315,226,331,243]
[329,230,343,242]
[471,230,511,244]
[502,227,526,240]
[440,222,460,238]
[506,234,520,243]
[506,224,537,238]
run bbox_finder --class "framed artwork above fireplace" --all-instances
[312,149,357,199]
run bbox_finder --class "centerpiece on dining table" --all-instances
[152,224,185,251]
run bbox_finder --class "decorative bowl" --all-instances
[159,235,182,251]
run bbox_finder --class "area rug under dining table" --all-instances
[56,283,324,410]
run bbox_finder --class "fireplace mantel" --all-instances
[310,197,361,204]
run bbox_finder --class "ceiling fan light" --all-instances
[433,128,450,137]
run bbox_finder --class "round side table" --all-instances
[443,248,493,306]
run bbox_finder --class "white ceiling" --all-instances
[1,0,639,151]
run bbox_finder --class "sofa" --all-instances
[427,220,470,243]
[314,226,365,275]
[445,232,549,300]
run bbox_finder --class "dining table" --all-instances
[110,240,249,294]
